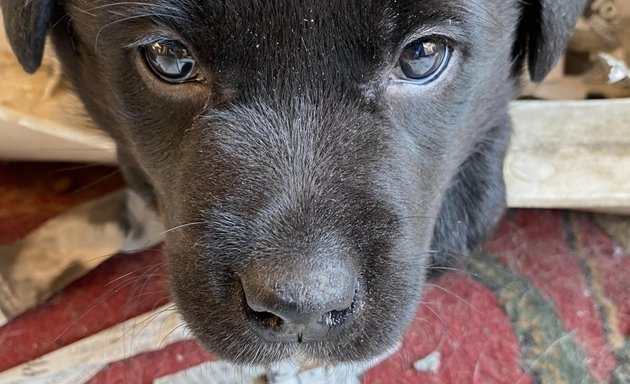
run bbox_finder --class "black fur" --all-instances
[1,0,54,72]
[2,0,585,365]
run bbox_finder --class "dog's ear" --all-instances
[514,0,586,82]
[1,0,56,73]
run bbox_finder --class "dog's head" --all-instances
[2,0,584,365]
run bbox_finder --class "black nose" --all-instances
[240,259,359,342]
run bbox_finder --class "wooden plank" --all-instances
[507,99,630,212]
[2,94,630,211]
[0,106,117,164]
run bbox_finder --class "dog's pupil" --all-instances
[144,41,196,83]
[399,40,447,81]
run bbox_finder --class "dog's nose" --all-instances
[240,259,359,342]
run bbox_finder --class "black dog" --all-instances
[2,0,584,367]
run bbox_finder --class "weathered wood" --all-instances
[507,99,630,212]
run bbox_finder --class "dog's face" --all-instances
[2,0,584,366]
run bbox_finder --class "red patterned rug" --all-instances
[0,162,628,383]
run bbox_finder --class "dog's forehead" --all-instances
[161,0,484,50]
[170,0,468,34]
[118,0,497,87]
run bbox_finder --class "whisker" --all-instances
[85,250,125,264]
[94,13,187,50]
[104,263,162,288]
[85,2,182,13]
[158,221,206,236]
[127,304,178,344]
[53,260,165,342]
[159,321,188,348]
[67,168,122,194]
[426,283,489,318]
[53,163,116,172]
[420,302,448,327]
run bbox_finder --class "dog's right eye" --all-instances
[142,41,199,84]
[395,38,452,84]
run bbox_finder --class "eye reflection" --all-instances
[143,41,198,83]
[397,39,452,84]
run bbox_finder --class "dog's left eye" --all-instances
[396,39,452,84]
[143,41,199,83]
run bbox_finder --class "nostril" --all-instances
[240,274,363,343]
[240,262,361,334]
[320,284,360,327]
[322,308,350,327]
[248,307,284,330]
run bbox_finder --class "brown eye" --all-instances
[143,41,199,83]
[398,39,452,84]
